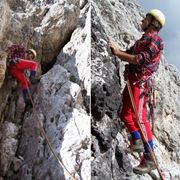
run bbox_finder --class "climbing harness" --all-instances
[126,79,164,180]
[28,90,76,180]
[133,75,157,134]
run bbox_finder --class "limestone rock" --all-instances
[12,156,24,172]
[57,2,90,95]
[0,0,10,41]
[16,65,90,179]
[12,2,90,179]
[0,0,179,180]
[80,0,88,9]
[0,80,16,124]
[0,1,90,179]
[0,52,7,88]
[13,3,91,179]
[35,1,80,67]
[154,58,180,165]
[5,0,80,73]
[0,122,19,176]
[91,0,180,180]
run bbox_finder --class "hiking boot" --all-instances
[129,139,144,153]
[133,153,156,174]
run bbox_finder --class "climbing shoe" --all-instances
[133,153,156,174]
[129,139,144,153]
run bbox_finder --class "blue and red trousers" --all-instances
[119,75,153,151]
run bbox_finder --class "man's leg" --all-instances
[132,82,155,174]
[132,82,154,151]
[120,82,143,152]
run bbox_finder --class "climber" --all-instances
[6,45,38,106]
[108,9,165,174]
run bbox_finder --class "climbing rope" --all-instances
[126,80,164,180]
[28,90,76,180]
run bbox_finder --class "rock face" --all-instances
[1,0,180,180]
[16,65,90,180]
[0,122,18,176]
[57,2,91,96]
[0,0,90,180]
[3,0,80,73]
[0,0,10,41]
[91,0,180,180]
[0,52,7,88]
[155,60,180,164]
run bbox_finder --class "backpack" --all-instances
[6,44,25,65]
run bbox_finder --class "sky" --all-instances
[139,0,180,72]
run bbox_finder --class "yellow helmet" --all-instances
[27,49,37,59]
[147,9,165,27]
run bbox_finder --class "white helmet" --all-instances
[27,49,37,59]
[147,9,165,27]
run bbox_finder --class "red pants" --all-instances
[9,59,38,89]
[119,75,152,142]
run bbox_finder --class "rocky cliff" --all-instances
[1,0,180,180]
[0,0,90,180]
[91,0,180,180]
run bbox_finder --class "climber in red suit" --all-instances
[108,9,165,174]
[6,45,38,105]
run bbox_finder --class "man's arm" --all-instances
[115,50,137,64]
[108,39,137,64]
